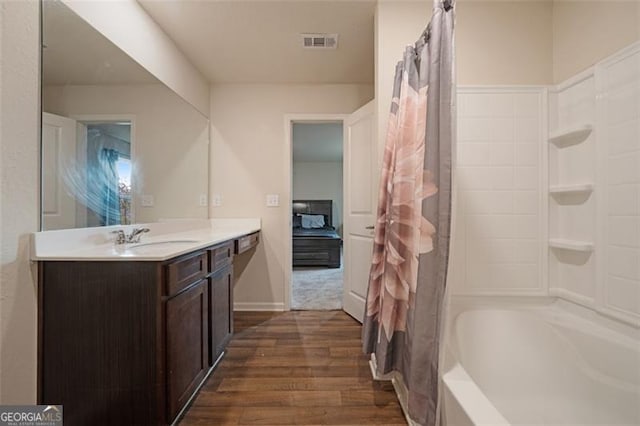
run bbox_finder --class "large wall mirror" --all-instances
[41,0,209,231]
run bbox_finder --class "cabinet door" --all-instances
[166,280,208,422]
[209,265,234,364]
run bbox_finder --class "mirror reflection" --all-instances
[41,0,209,231]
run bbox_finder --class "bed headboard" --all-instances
[292,200,333,227]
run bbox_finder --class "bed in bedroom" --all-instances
[292,200,342,268]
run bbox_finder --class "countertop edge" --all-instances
[32,227,260,262]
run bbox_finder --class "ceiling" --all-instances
[292,123,343,162]
[42,0,158,86]
[137,0,375,84]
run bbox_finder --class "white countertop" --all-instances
[31,218,260,261]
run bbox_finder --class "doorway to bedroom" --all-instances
[291,122,344,310]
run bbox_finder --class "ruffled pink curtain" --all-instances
[362,1,455,425]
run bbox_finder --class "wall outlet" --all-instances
[141,194,154,207]
[211,194,222,207]
[266,194,280,207]
[199,194,208,206]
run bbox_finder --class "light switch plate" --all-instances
[141,194,154,207]
[266,194,279,207]
[211,194,222,207]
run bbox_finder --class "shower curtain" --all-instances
[99,148,121,226]
[362,1,455,425]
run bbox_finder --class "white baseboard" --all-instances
[392,375,421,426]
[369,354,419,426]
[233,302,286,311]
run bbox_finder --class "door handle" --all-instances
[365,225,375,230]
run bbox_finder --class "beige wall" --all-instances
[375,0,553,152]
[43,84,209,224]
[292,161,344,235]
[0,0,40,403]
[210,84,373,310]
[553,0,640,83]
[375,1,431,162]
[456,1,553,85]
[63,0,210,116]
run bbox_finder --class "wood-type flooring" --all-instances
[179,310,406,425]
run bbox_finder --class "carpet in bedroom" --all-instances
[291,264,343,310]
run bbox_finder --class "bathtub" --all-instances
[442,302,640,425]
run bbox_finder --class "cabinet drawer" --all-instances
[208,241,233,274]
[235,232,259,254]
[165,252,207,297]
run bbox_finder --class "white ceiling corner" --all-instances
[137,0,375,84]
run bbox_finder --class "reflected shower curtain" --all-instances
[362,1,454,425]
[99,148,121,226]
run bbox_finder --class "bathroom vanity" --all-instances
[33,219,260,425]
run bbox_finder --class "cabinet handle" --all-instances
[365,225,375,230]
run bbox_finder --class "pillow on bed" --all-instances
[292,214,302,228]
[300,214,325,229]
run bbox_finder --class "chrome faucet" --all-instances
[127,227,150,243]
[111,227,150,245]
[111,229,127,245]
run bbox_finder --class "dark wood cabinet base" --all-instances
[38,236,252,425]
[38,261,167,425]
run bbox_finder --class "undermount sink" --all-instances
[127,240,201,249]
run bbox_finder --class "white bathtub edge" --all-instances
[443,364,511,426]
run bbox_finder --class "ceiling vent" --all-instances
[301,33,338,49]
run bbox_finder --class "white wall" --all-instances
[62,0,210,117]
[292,161,344,235]
[43,84,209,224]
[451,89,546,296]
[0,0,40,403]
[552,1,640,83]
[209,84,373,310]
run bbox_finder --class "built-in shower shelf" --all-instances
[549,238,594,252]
[549,183,594,195]
[548,124,593,147]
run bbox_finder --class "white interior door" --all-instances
[342,101,377,322]
[74,122,89,227]
[42,112,78,230]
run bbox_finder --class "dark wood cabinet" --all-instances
[210,267,233,362]
[38,261,164,425]
[165,251,207,296]
[235,231,259,254]
[166,279,208,421]
[207,241,234,365]
[38,232,257,425]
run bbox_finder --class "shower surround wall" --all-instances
[451,88,546,296]
[548,42,640,326]
[548,71,598,307]
[597,44,640,324]
[451,41,640,329]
